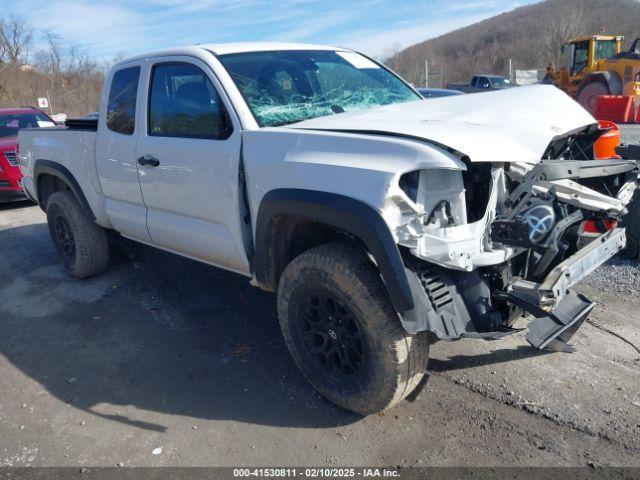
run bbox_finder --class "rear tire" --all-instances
[577,82,609,115]
[46,190,109,278]
[277,242,429,415]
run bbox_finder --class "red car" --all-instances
[0,107,56,202]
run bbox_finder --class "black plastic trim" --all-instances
[616,144,640,160]
[65,118,98,130]
[254,188,414,312]
[33,160,96,220]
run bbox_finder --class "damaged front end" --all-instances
[384,138,639,351]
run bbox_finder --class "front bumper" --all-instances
[506,227,625,312]
[398,158,637,348]
[497,227,626,351]
[0,164,25,202]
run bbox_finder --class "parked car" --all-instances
[448,75,515,93]
[18,43,639,414]
[0,107,55,202]
[416,87,464,98]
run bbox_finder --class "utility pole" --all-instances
[46,90,54,116]
[440,65,444,88]
[508,58,513,82]
[425,60,429,88]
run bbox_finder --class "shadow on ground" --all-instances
[0,199,35,212]
[0,219,546,433]
[429,345,551,372]
[0,221,362,432]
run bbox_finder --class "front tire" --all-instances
[619,233,640,260]
[277,242,429,415]
[577,82,609,115]
[46,190,109,278]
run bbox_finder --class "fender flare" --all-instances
[577,71,623,96]
[33,159,96,220]
[254,188,414,312]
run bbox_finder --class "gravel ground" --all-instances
[620,124,640,146]
[584,258,640,294]
[585,124,640,292]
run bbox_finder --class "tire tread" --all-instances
[277,242,429,414]
[47,190,109,278]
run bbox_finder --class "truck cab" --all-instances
[95,57,248,273]
[449,75,514,93]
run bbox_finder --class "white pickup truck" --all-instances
[18,43,639,415]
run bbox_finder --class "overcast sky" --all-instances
[1,0,537,60]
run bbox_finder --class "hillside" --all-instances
[386,0,640,87]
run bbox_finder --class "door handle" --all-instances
[138,155,160,167]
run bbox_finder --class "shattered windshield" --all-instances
[218,50,420,127]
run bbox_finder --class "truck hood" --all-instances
[289,85,596,164]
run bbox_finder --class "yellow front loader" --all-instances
[544,35,640,114]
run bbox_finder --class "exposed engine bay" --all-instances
[384,128,640,351]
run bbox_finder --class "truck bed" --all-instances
[18,126,101,223]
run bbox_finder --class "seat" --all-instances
[175,82,212,114]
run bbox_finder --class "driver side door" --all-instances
[135,57,250,275]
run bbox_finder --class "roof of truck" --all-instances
[116,42,353,65]
[201,42,351,55]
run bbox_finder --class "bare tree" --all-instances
[0,16,33,64]
[34,32,63,88]
[377,42,403,63]
[540,6,589,65]
[0,14,104,116]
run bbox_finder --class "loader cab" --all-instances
[564,35,623,76]
[569,40,590,76]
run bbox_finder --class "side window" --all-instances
[148,63,232,139]
[572,42,590,75]
[470,76,478,87]
[107,67,140,135]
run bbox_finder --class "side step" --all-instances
[497,289,595,352]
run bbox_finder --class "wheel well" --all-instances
[33,160,96,220]
[260,214,360,291]
[254,189,415,312]
[37,173,71,211]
